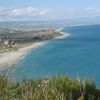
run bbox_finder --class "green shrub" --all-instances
[0,75,99,100]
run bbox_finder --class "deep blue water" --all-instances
[9,24,100,86]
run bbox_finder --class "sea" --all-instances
[4,24,100,86]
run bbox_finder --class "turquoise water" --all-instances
[9,24,100,86]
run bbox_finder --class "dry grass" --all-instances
[0,75,99,100]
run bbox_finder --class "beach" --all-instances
[0,42,46,69]
[0,28,69,69]
[55,28,70,39]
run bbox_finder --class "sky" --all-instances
[0,0,100,21]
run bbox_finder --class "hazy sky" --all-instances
[0,0,100,21]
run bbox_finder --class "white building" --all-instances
[3,40,9,45]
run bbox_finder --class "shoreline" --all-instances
[0,28,70,69]
[0,42,47,69]
[55,28,70,39]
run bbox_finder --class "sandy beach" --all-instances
[55,28,70,39]
[0,28,70,69]
[0,42,46,69]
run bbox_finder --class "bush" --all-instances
[0,75,99,100]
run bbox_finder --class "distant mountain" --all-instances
[0,16,100,29]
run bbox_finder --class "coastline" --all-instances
[55,28,70,39]
[0,28,70,69]
[0,42,46,69]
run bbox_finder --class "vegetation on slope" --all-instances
[0,27,61,52]
[0,28,60,44]
[0,75,100,100]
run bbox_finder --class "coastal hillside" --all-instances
[0,75,100,100]
[0,27,61,51]
[0,0,100,100]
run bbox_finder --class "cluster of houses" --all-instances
[0,39,15,46]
